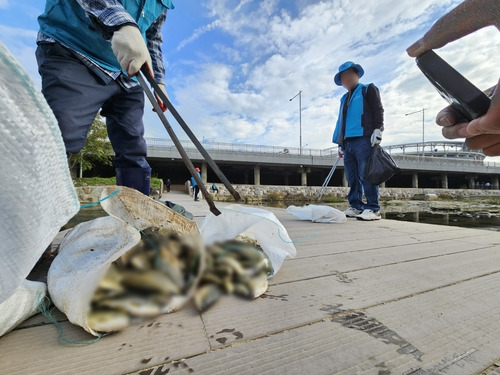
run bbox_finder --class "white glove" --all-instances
[111,25,151,76]
[371,129,382,147]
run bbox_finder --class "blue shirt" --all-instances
[37,0,173,91]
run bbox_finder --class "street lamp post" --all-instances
[289,90,302,155]
[405,108,425,156]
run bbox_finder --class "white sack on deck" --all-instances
[0,42,80,303]
[286,205,347,223]
[200,204,296,275]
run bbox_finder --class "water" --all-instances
[61,206,108,231]
[263,200,500,231]
[64,199,500,232]
[382,210,500,231]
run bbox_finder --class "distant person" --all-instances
[166,179,172,193]
[190,167,201,201]
[36,0,174,195]
[332,61,384,220]
[211,183,219,194]
[407,0,500,156]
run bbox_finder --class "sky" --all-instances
[1,0,499,152]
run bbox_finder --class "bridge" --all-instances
[145,138,500,189]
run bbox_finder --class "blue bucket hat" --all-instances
[334,61,364,86]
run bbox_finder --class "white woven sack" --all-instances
[286,205,347,223]
[200,204,296,276]
[0,279,47,337]
[0,42,79,303]
[48,216,141,336]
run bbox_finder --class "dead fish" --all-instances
[204,252,215,272]
[255,257,274,277]
[149,293,172,307]
[121,270,181,295]
[129,252,153,271]
[98,264,124,293]
[223,243,264,263]
[234,235,259,247]
[213,264,234,279]
[206,243,225,257]
[156,258,185,290]
[91,288,123,303]
[223,276,234,294]
[200,272,224,286]
[159,240,182,258]
[96,296,161,318]
[216,257,246,276]
[233,283,251,299]
[239,272,268,299]
[87,309,130,333]
[194,284,222,312]
[119,242,146,266]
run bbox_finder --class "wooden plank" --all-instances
[3,192,500,375]
[0,308,209,375]
[125,320,422,375]
[273,238,494,285]
[199,246,500,350]
[365,272,500,374]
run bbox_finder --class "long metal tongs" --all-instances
[140,67,241,201]
[138,68,240,216]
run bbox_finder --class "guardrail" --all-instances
[145,138,500,168]
[146,138,337,157]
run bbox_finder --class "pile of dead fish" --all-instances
[194,236,273,312]
[88,227,201,333]
[87,230,273,333]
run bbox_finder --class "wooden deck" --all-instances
[2,191,500,375]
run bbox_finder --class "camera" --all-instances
[416,50,491,121]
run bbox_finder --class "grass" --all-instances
[266,192,285,202]
[321,195,345,203]
[73,177,163,189]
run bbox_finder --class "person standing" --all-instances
[332,61,384,221]
[36,0,174,195]
[191,167,201,201]
[166,178,172,193]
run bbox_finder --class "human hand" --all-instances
[407,0,500,58]
[111,25,151,76]
[154,83,168,112]
[370,129,382,147]
[436,81,500,155]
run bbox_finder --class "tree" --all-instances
[69,113,113,176]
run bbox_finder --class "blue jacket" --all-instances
[191,172,201,187]
[38,0,172,73]
[332,83,384,146]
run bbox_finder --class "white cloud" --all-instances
[0,24,40,85]
[176,19,221,51]
[0,24,37,39]
[157,0,500,153]
[0,0,8,9]
[161,0,500,150]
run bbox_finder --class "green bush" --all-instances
[74,177,162,189]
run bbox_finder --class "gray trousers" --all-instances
[36,42,151,194]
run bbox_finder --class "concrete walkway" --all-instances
[2,190,500,375]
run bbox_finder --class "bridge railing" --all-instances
[145,138,500,168]
[145,138,337,157]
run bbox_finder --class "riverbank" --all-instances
[205,185,500,204]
